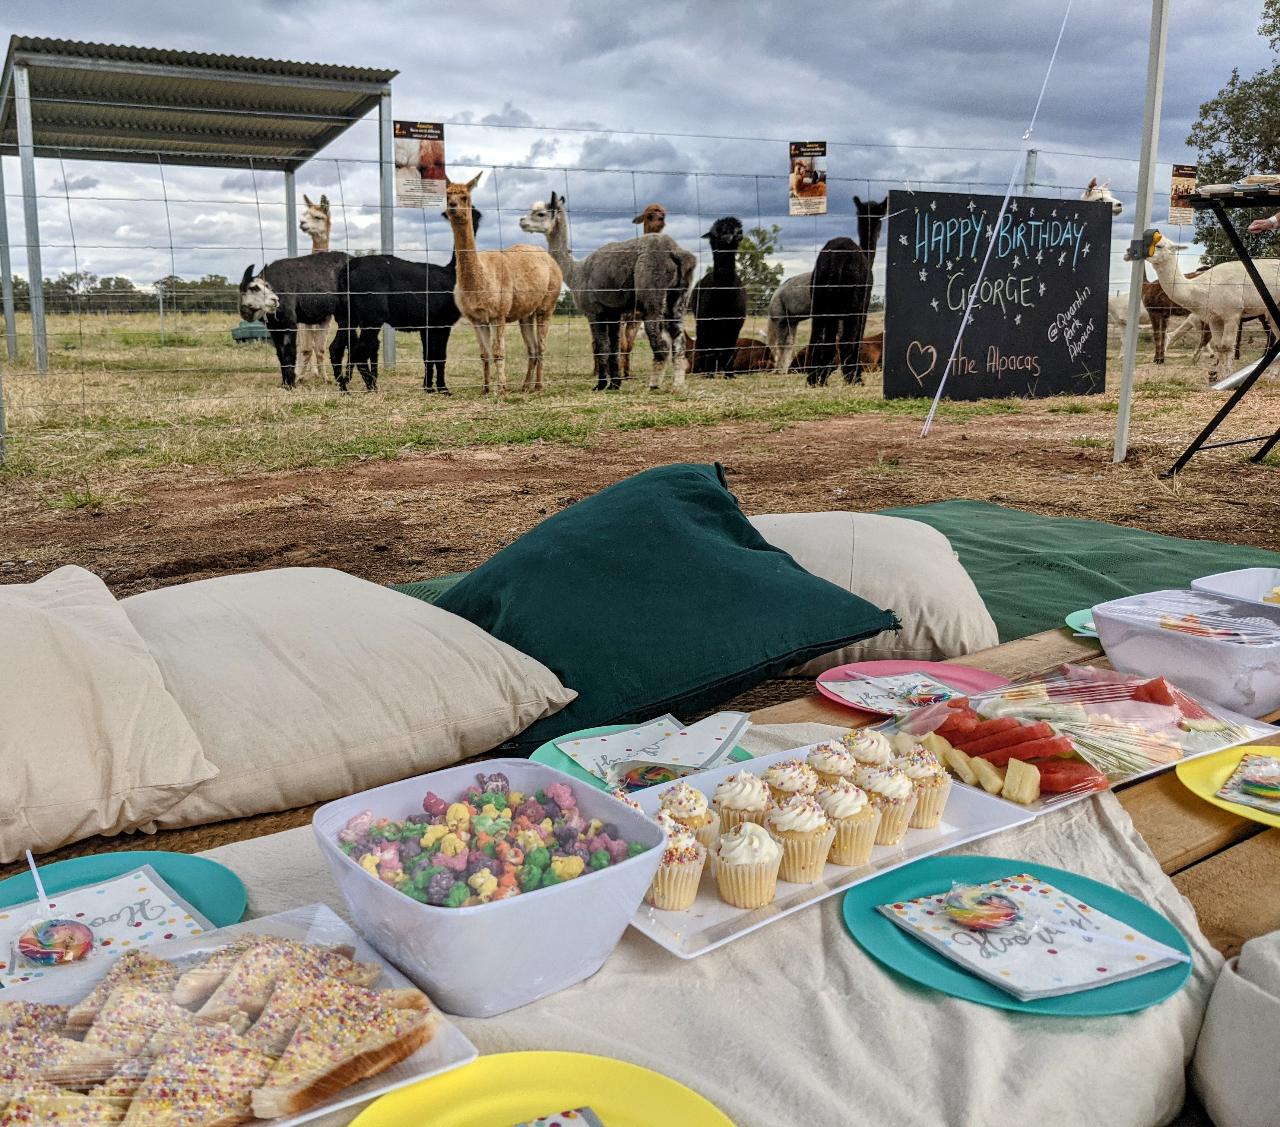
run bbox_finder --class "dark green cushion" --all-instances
[879,500,1280,642]
[435,463,898,751]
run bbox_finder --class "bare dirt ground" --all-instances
[2,382,1278,596]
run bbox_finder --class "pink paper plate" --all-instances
[816,659,1012,715]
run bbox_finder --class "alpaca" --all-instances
[767,271,812,373]
[618,202,669,379]
[239,250,351,388]
[1081,177,1123,216]
[788,332,882,380]
[790,161,827,200]
[445,173,562,393]
[730,336,775,374]
[1107,293,1152,332]
[689,217,747,377]
[295,193,333,384]
[331,207,482,393]
[1130,234,1280,376]
[518,191,695,391]
[807,196,887,386]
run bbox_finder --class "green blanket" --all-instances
[393,501,1280,643]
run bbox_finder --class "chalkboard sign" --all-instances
[883,189,1112,400]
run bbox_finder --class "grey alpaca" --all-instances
[518,192,696,391]
[767,270,812,374]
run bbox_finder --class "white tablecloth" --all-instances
[202,723,1223,1127]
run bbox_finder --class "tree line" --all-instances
[5,273,241,314]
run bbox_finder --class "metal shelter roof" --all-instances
[0,36,398,171]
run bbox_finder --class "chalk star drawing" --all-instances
[1029,207,1036,217]
[1012,255,1021,269]
[1082,243,1091,257]
[1014,313,1022,325]
[985,225,994,238]
[1051,208,1058,218]
[945,259,953,270]
[967,199,976,212]
[1057,252,1067,266]
[1036,250,1044,264]
[930,297,940,312]
[899,234,909,246]
[1073,212,1079,221]
[930,200,937,211]
[919,268,929,281]
[1009,199,1019,213]
[1038,282,1047,296]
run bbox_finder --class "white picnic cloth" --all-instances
[201,723,1222,1127]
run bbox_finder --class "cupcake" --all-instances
[896,748,953,829]
[854,764,918,845]
[817,779,882,867]
[645,811,707,911]
[840,728,894,768]
[806,740,859,787]
[712,772,770,832]
[659,781,718,851]
[714,821,783,909]
[762,759,819,804]
[765,795,837,884]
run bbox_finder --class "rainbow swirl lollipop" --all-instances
[1240,759,1280,800]
[17,919,95,966]
[942,887,1020,931]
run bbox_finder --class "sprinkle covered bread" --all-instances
[66,951,179,1033]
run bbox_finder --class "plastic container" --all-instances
[313,759,664,1018]
[1093,589,1280,718]
[1192,567,1280,610]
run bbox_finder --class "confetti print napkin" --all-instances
[877,873,1188,1001]
[554,715,682,780]
[514,1110,606,1127]
[0,865,214,989]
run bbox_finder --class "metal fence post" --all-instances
[284,168,298,257]
[13,65,46,374]
[378,88,395,369]
[0,156,16,362]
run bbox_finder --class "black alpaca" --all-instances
[330,208,482,393]
[689,217,746,377]
[806,196,887,387]
[238,251,351,388]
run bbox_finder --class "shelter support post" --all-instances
[284,169,298,257]
[1114,0,1170,462]
[1022,149,1038,195]
[0,156,16,361]
[13,64,46,374]
[378,86,395,369]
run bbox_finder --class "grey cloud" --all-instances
[50,174,100,192]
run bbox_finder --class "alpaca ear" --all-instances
[303,194,314,208]
[466,171,484,190]
[701,229,712,239]
[240,265,255,289]
[853,195,864,210]
[1086,177,1098,190]
[319,194,330,212]
[632,213,644,224]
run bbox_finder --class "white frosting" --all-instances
[841,728,893,765]
[855,764,914,802]
[817,779,869,819]
[716,821,782,865]
[763,759,818,794]
[713,772,770,811]
[659,781,709,819]
[895,750,945,781]
[766,795,828,834]
[807,741,857,776]
[655,810,698,854]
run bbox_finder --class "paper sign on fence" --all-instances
[394,121,447,208]
[789,141,828,216]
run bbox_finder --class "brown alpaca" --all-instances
[618,203,669,379]
[296,193,332,382]
[789,333,882,378]
[790,162,827,199]
[445,173,563,393]
[730,337,775,373]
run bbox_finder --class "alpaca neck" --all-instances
[308,226,330,254]
[710,247,737,282]
[1150,254,1195,308]
[448,207,486,292]
[542,214,582,289]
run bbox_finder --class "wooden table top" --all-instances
[750,628,1280,958]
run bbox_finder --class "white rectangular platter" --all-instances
[2,903,479,1127]
[628,744,1035,959]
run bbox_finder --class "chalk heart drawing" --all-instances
[906,341,938,385]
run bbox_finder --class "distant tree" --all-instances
[1186,0,1280,265]
[554,289,579,316]
[735,225,785,315]
[9,275,30,311]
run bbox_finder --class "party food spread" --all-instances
[337,775,650,908]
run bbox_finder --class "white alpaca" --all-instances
[296,193,332,383]
[1081,177,1123,216]
[1133,235,1280,376]
[1107,293,1150,332]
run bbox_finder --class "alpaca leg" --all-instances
[431,326,452,394]
[587,319,610,391]
[1210,316,1236,378]
[1152,312,1166,364]
[271,326,298,389]
[600,317,622,391]
[328,327,350,392]
[492,320,508,393]
[420,329,433,391]
[472,322,494,394]
[518,318,538,392]
[775,321,795,374]
[1235,319,1245,361]
[535,310,554,391]
[619,315,640,381]
[642,316,670,391]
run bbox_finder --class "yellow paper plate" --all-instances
[1176,744,1280,828]
[351,1051,734,1127]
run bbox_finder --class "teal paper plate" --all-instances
[0,852,247,928]
[530,724,752,791]
[1065,608,1098,637]
[842,855,1192,1016]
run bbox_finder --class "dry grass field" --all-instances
[1,306,1278,594]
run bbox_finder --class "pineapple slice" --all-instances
[1001,758,1041,805]
[970,757,1006,794]
[944,747,979,786]
[921,732,952,760]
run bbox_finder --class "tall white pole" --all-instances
[378,88,395,370]
[1114,0,1170,462]
[13,65,46,374]
[284,169,298,258]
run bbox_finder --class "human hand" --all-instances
[1248,213,1280,233]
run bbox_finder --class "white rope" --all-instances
[922,0,1073,436]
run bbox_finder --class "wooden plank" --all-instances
[1173,830,1280,958]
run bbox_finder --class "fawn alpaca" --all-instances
[296,193,333,382]
[445,173,562,393]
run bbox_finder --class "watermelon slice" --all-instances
[1030,759,1109,794]
[1131,677,1176,707]
[958,722,1054,756]
[977,735,1075,766]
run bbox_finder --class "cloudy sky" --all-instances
[2,0,1273,295]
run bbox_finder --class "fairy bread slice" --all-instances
[65,951,178,1033]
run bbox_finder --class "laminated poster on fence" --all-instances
[789,140,828,216]
[0,866,214,989]
[394,120,447,208]
[877,873,1188,1001]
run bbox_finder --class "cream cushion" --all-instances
[122,568,576,827]
[0,566,215,861]
[748,512,998,674]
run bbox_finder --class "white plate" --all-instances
[1,903,478,1127]
[628,745,1035,959]
[1192,567,1280,610]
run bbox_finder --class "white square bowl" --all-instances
[313,759,663,1017]
[1192,567,1280,609]
[1093,589,1280,718]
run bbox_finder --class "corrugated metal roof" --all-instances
[0,36,398,171]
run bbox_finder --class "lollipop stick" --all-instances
[25,850,52,918]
